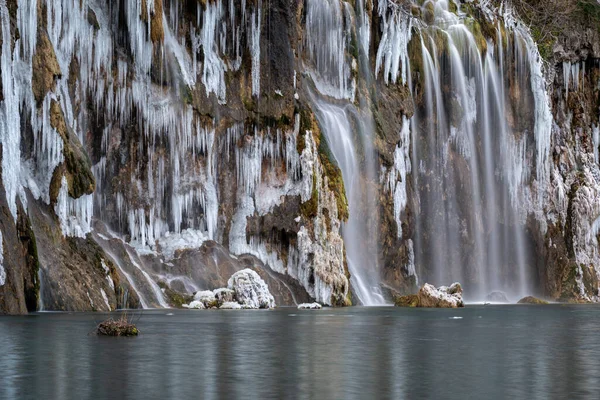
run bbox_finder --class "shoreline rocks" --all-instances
[298,303,322,310]
[395,283,464,308]
[182,269,276,310]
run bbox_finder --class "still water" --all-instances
[1,305,599,399]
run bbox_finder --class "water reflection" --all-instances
[1,306,600,399]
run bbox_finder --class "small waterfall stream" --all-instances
[305,0,386,305]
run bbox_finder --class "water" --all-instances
[1,306,600,399]
[402,1,549,299]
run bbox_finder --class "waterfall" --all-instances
[380,0,552,300]
[305,0,385,305]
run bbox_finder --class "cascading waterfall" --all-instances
[305,0,385,305]
[377,0,553,300]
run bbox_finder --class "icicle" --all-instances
[200,0,227,104]
[375,1,412,85]
[250,1,262,97]
[304,0,355,100]
[55,176,94,238]
[384,117,411,238]
[0,230,5,286]
[594,125,600,164]
[0,2,22,219]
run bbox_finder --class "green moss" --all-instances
[318,135,349,222]
[394,294,420,307]
[448,0,458,14]
[300,173,319,219]
[517,296,549,305]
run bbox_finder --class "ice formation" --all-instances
[227,269,275,309]
[0,230,5,286]
[375,0,413,85]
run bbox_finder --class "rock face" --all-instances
[518,296,549,305]
[395,283,464,309]
[227,269,276,309]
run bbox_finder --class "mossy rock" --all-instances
[49,100,95,199]
[517,296,549,305]
[394,294,420,307]
[317,135,349,222]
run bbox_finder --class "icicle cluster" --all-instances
[0,230,5,286]
[375,0,413,85]
[304,0,356,100]
[383,117,411,238]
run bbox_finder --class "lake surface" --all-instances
[1,305,599,399]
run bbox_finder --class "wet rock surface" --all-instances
[395,283,464,309]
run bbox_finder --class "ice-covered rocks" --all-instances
[486,291,509,303]
[220,302,242,310]
[298,303,322,310]
[228,269,275,309]
[194,290,218,308]
[182,300,206,309]
[183,269,276,310]
[395,283,464,308]
[213,288,236,305]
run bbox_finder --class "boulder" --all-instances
[517,296,549,305]
[298,302,322,310]
[395,283,464,308]
[182,300,205,309]
[486,291,509,303]
[394,294,420,307]
[194,290,218,308]
[227,269,276,309]
[213,288,236,305]
[220,302,242,310]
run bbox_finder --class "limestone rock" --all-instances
[227,269,276,309]
[32,29,61,104]
[213,288,236,305]
[193,290,218,308]
[395,283,464,308]
[517,296,549,305]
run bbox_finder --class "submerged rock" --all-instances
[228,269,276,309]
[517,296,549,305]
[298,303,322,310]
[486,291,509,303]
[395,283,464,308]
